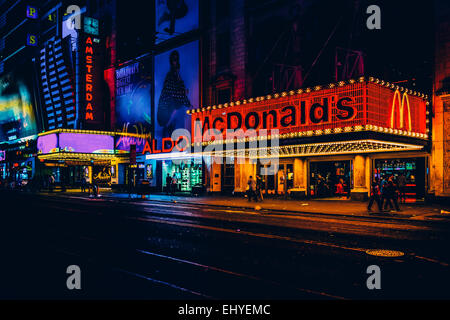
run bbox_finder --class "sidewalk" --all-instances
[58,189,450,222]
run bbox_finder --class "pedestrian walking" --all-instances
[247,176,256,202]
[397,173,407,203]
[384,178,400,212]
[368,178,382,213]
[256,175,264,202]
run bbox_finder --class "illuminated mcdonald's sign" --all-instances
[190,80,427,143]
[390,90,412,131]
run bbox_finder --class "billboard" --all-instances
[0,71,38,142]
[115,60,152,134]
[191,81,427,143]
[154,40,199,146]
[155,0,199,43]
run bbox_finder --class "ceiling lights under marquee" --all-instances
[195,140,424,159]
[37,152,127,161]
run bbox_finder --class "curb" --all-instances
[30,191,450,224]
[81,193,450,224]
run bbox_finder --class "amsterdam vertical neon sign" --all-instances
[85,37,94,121]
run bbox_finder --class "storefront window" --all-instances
[374,158,425,201]
[310,161,352,198]
[162,159,202,192]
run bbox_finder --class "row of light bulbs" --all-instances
[188,76,429,115]
[198,140,419,158]
[194,125,429,147]
[38,128,150,139]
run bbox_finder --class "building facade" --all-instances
[187,77,430,201]
[1,0,449,203]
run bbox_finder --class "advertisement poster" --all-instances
[154,40,199,145]
[115,59,152,135]
[0,69,38,142]
[155,0,199,43]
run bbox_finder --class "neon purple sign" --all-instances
[37,134,58,154]
[59,133,114,154]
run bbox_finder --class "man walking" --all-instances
[397,173,407,203]
[384,178,400,212]
[247,176,256,202]
[368,177,382,213]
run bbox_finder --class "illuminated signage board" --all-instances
[115,135,147,154]
[0,150,5,161]
[85,37,95,122]
[191,81,427,143]
[37,134,58,154]
[115,60,152,131]
[141,137,189,155]
[0,69,38,142]
[27,34,37,46]
[154,40,199,143]
[59,133,114,154]
[26,6,38,19]
[82,34,104,128]
[38,133,115,154]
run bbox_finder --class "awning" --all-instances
[38,152,127,162]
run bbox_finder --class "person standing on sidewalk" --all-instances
[49,174,55,193]
[171,173,178,195]
[166,174,172,195]
[368,178,382,213]
[247,176,256,202]
[81,176,87,193]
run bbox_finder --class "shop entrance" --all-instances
[221,161,235,194]
[258,162,294,196]
[374,158,426,202]
[309,161,352,199]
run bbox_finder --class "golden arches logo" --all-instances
[390,90,412,131]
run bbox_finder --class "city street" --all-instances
[1,191,449,300]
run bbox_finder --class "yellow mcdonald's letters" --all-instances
[390,90,412,131]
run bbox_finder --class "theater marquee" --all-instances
[190,78,428,143]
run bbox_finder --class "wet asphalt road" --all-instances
[1,191,450,300]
